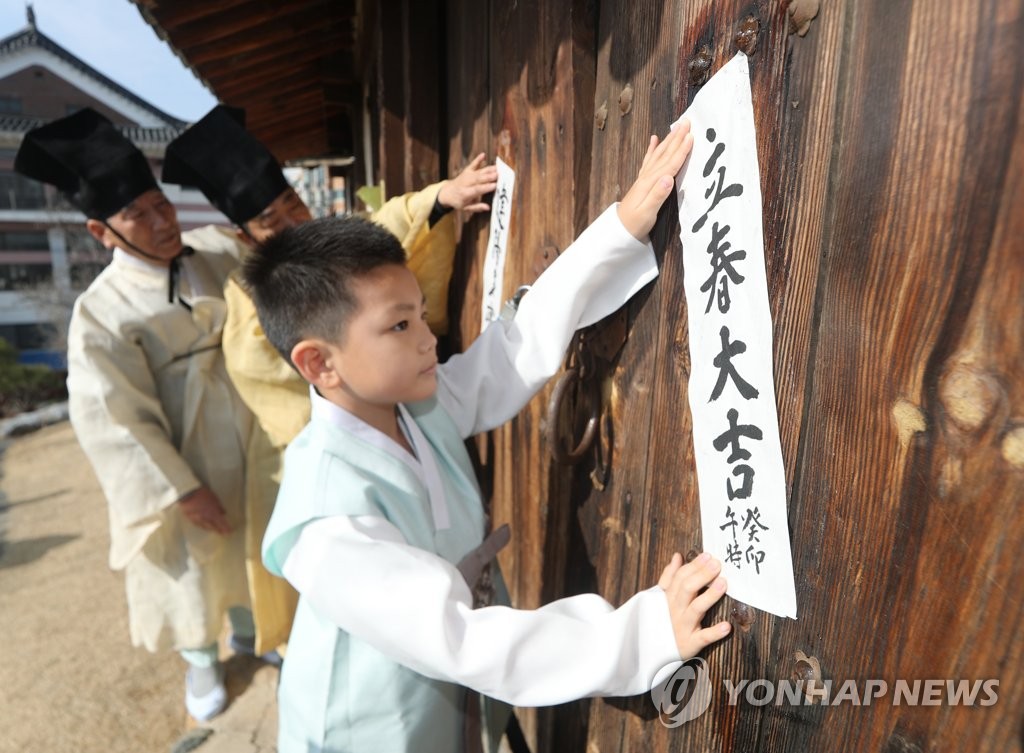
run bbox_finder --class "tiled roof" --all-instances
[0,25,187,129]
[0,114,184,145]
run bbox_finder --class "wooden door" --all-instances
[385,0,1024,749]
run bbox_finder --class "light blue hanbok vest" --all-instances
[264,394,507,753]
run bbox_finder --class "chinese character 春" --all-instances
[700,222,747,314]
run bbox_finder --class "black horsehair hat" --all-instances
[162,105,290,227]
[14,107,158,220]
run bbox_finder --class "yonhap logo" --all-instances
[651,660,1001,728]
[651,657,713,727]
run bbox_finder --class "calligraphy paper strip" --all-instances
[674,52,797,619]
[481,157,515,330]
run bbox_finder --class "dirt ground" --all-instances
[0,421,278,753]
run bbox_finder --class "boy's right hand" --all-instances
[659,551,732,658]
[617,119,694,241]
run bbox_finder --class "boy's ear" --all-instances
[291,339,341,389]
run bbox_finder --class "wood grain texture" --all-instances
[444,1,597,748]
[395,0,1024,749]
[377,0,408,198]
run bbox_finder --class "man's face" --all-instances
[96,189,182,264]
[324,264,439,419]
[244,188,313,243]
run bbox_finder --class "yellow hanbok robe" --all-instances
[221,182,457,654]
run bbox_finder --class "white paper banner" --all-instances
[674,52,797,619]
[481,157,515,330]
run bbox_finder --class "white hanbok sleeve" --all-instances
[436,204,658,438]
[67,306,200,568]
[282,515,682,706]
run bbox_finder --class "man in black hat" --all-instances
[162,105,497,337]
[15,107,259,723]
[161,105,498,660]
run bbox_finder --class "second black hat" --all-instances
[162,105,290,226]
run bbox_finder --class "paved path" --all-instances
[0,421,278,753]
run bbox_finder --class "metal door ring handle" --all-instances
[546,367,599,465]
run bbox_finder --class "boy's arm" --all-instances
[436,122,693,438]
[282,513,727,706]
[436,205,657,438]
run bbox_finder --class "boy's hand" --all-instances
[438,153,499,214]
[659,551,731,658]
[617,119,694,241]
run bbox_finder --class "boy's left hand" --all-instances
[438,153,499,214]
[617,119,693,241]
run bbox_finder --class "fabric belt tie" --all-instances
[456,523,510,588]
[456,524,511,753]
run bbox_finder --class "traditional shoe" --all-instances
[229,633,283,667]
[185,663,226,722]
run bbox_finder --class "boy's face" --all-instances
[325,263,439,414]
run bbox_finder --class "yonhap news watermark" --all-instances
[652,658,1000,727]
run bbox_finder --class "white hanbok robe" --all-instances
[67,226,253,652]
[263,206,682,752]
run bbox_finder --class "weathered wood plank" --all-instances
[431,1,603,748]
[436,0,1024,750]
[628,4,804,750]
[445,0,491,352]
[377,0,408,198]
[403,0,441,191]
[550,2,685,752]
[763,0,1024,751]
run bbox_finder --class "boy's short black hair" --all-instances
[242,215,406,364]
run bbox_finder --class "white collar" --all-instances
[309,386,450,531]
[112,246,168,275]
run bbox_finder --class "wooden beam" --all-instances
[164,0,352,50]
[240,101,326,132]
[270,134,331,163]
[181,14,353,67]
[164,5,297,49]
[148,0,266,31]
[215,68,325,103]
[207,56,354,99]
[187,27,354,69]
[377,0,406,197]
[216,62,323,98]
[203,44,348,87]
[246,97,326,130]
[403,0,441,190]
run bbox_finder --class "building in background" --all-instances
[0,11,225,367]
[286,159,351,219]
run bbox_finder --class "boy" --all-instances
[161,105,499,655]
[246,121,730,752]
